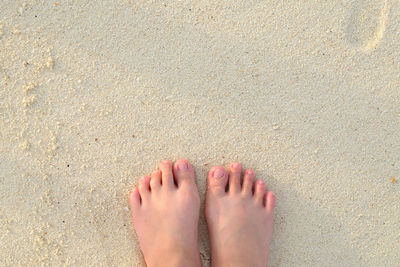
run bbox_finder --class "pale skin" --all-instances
[129,159,276,267]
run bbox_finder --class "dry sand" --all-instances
[0,0,399,266]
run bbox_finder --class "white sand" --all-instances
[0,0,399,266]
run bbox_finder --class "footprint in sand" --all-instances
[345,0,390,53]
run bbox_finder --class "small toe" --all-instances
[242,169,255,197]
[254,179,266,205]
[173,159,196,189]
[129,187,141,212]
[150,170,161,190]
[265,191,276,215]
[228,162,242,194]
[159,160,175,188]
[207,166,228,197]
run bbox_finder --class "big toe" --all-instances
[265,191,276,215]
[173,159,196,189]
[207,166,228,197]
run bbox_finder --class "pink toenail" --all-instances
[177,161,188,171]
[246,169,254,175]
[214,168,225,178]
[257,180,265,185]
[232,163,240,169]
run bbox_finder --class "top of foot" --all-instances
[129,159,202,267]
[205,162,276,267]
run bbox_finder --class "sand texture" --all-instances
[0,0,399,266]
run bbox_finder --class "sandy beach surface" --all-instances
[1,0,399,266]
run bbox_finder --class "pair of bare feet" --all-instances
[129,159,276,267]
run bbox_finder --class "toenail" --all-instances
[214,168,225,178]
[232,162,240,169]
[246,169,254,175]
[177,161,188,171]
[257,180,265,185]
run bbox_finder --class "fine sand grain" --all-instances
[0,0,399,266]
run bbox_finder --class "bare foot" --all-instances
[205,162,276,267]
[129,159,202,267]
